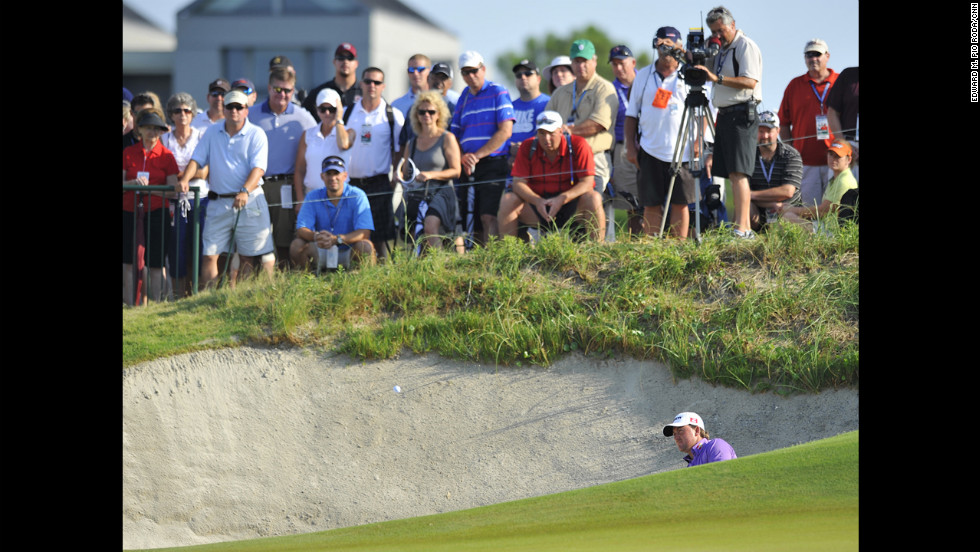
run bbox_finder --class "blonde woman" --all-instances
[399,90,462,252]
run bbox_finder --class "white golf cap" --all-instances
[459,50,484,69]
[663,412,705,436]
[316,87,341,108]
[535,110,563,132]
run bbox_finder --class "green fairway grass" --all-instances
[129,431,857,552]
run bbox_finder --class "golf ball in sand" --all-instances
[393,385,402,393]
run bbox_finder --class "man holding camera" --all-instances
[624,26,698,239]
[693,6,763,239]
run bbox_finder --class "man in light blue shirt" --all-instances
[249,67,318,265]
[663,411,737,467]
[180,90,272,287]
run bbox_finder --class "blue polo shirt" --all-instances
[613,75,635,143]
[191,119,268,195]
[450,80,515,157]
[248,99,317,175]
[684,438,737,467]
[295,184,374,248]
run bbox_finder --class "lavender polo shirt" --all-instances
[684,438,737,467]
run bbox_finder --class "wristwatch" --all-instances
[717,74,725,86]
[337,235,345,246]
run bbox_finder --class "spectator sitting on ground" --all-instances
[747,110,802,233]
[780,140,856,233]
[290,156,376,270]
[497,111,604,242]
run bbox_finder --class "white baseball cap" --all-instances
[535,110,563,132]
[459,50,484,69]
[663,412,705,436]
[316,87,341,108]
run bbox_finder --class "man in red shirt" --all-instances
[498,110,605,242]
[777,39,838,208]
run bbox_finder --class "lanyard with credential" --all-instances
[570,81,588,122]
[758,154,774,185]
[810,81,830,113]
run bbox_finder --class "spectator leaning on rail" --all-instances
[663,412,737,467]
[777,39,839,208]
[498,110,605,242]
[122,109,178,306]
[693,5,763,239]
[178,90,274,288]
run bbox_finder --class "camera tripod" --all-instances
[659,75,716,244]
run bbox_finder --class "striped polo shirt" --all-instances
[450,79,515,157]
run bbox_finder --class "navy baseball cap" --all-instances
[608,45,634,61]
[655,27,682,43]
[322,156,347,174]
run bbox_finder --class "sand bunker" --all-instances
[122,347,858,549]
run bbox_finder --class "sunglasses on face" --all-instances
[363,78,384,86]
[171,108,194,115]
[408,66,428,73]
[317,105,337,114]
[461,67,480,76]
[209,91,225,97]
[805,51,824,58]
[225,104,246,111]
[417,109,437,116]
[335,54,354,62]
[514,70,536,78]
[272,86,293,95]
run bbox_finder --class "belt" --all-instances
[264,174,293,182]
[207,191,239,200]
[718,101,754,114]
[349,174,389,186]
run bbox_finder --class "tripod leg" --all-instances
[659,105,692,237]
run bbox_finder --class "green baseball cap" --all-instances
[570,39,596,60]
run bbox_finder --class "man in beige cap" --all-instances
[777,38,839,208]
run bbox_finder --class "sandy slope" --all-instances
[122,347,858,549]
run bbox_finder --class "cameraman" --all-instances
[693,6,763,239]
[624,26,699,239]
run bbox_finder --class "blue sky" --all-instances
[127,0,859,111]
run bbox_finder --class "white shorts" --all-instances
[202,193,274,257]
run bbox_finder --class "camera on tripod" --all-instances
[679,28,720,87]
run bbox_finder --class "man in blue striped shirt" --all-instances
[748,111,802,232]
[450,50,515,245]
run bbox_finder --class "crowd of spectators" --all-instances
[123,5,858,305]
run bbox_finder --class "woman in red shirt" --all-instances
[123,109,178,305]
